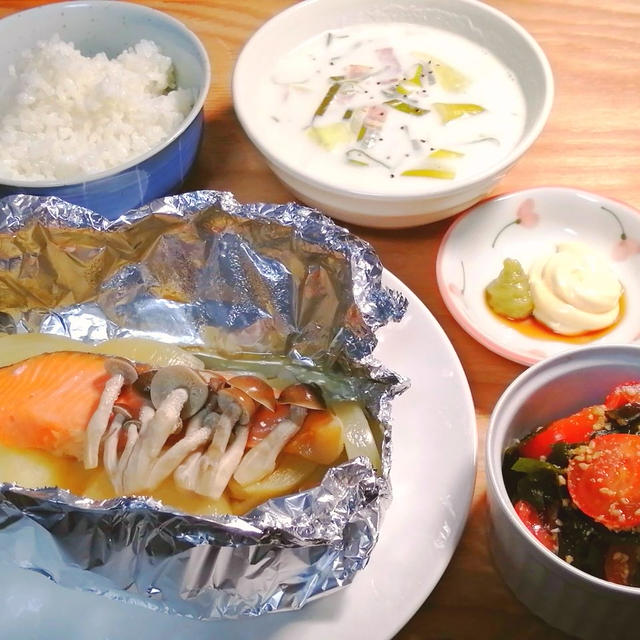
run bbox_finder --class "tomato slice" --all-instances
[513,499,558,552]
[519,406,603,459]
[604,543,639,586]
[605,381,640,409]
[567,433,640,530]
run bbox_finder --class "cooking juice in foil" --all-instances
[0,191,407,619]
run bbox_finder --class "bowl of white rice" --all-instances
[0,1,210,219]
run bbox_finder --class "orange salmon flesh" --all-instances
[0,351,111,459]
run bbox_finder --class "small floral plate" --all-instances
[436,187,640,366]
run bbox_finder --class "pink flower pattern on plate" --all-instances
[516,198,539,227]
[612,237,640,261]
[448,282,463,297]
[602,206,640,262]
[491,198,539,248]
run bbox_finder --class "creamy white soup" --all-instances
[258,22,527,194]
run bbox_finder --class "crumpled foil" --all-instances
[0,191,408,620]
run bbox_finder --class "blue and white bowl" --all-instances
[0,1,210,219]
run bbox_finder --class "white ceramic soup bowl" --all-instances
[232,0,553,228]
[486,344,640,640]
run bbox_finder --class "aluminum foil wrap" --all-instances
[0,191,408,620]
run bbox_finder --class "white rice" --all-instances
[0,36,194,182]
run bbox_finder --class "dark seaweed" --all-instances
[605,402,640,434]
[547,442,571,468]
[503,449,562,511]
[558,506,607,578]
[503,402,640,586]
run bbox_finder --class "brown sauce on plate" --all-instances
[487,293,625,343]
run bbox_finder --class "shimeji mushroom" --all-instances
[233,404,307,486]
[174,388,257,499]
[227,383,323,487]
[84,357,138,469]
[226,374,277,411]
[102,407,131,488]
[104,405,154,494]
[119,366,211,493]
[150,365,211,419]
[277,383,325,410]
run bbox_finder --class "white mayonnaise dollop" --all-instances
[528,242,622,335]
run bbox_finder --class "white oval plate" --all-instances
[437,187,640,366]
[0,271,476,640]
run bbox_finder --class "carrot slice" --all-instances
[567,433,640,530]
[513,499,558,552]
[284,410,344,464]
[605,381,640,409]
[247,405,344,465]
[519,406,603,459]
[246,404,290,447]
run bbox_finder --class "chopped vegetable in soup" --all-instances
[259,22,526,194]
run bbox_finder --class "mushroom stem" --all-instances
[233,406,307,486]
[172,404,238,497]
[84,373,125,469]
[121,390,187,492]
[203,407,236,465]
[174,450,202,492]
[142,388,189,458]
[103,412,127,483]
[147,427,211,489]
[137,405,155,437]
[184,406,209,437]
[115,420,142,494]
[207,425,249,499]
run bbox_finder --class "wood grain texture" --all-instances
[1,1,638,638]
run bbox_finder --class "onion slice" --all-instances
[331,401,381,471]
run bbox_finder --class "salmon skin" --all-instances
[0,351,113,459]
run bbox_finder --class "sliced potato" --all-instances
[150,478,233,516]
[81,467,118,500]
[228,453,318,513]
[0,333,94,367]
[0,443,79,490]
[94,337,204,369]
[82,467,233,515]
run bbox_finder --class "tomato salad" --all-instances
[503,381,640,586]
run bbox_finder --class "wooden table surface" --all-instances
[2,0,639,638]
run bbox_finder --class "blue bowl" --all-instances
[0,1,210,220]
